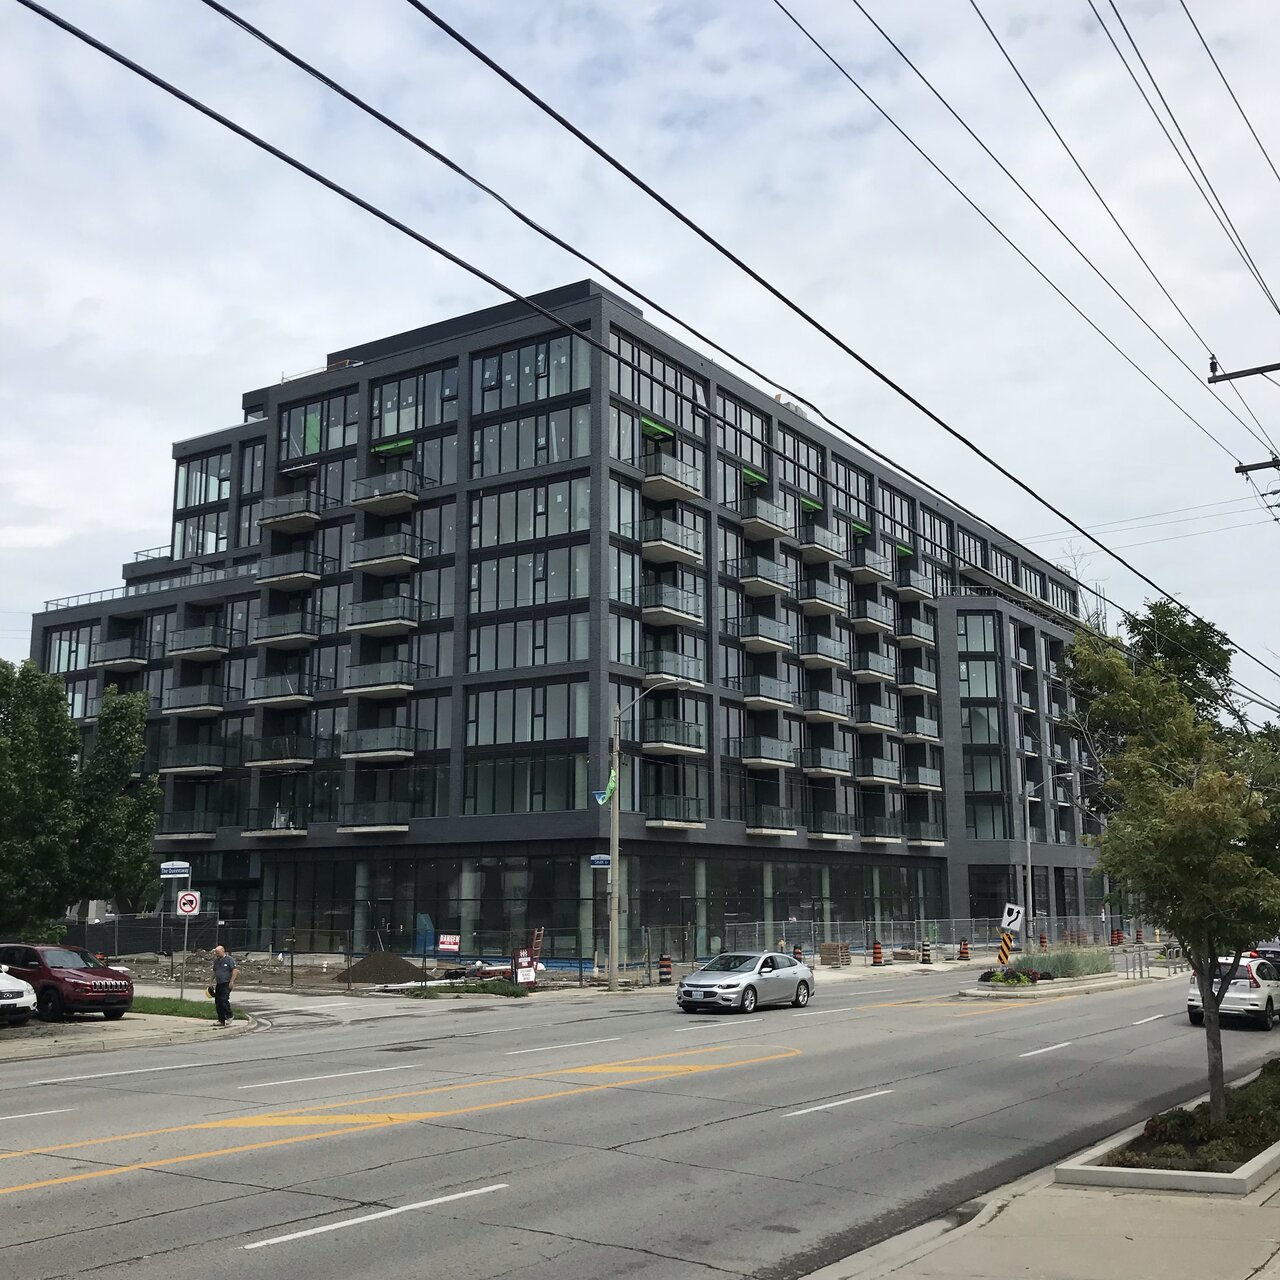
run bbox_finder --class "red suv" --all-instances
[0,943,134,1021]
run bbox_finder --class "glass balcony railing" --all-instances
[91,637,156,665]
[646,795,707,823]
[801,747,851,773]
[855,756,901,782]
[642,452,702,493]
[350,469,421,505]
[850,651,894,678]
[735,496,789,532]
[736,674,793,704]
[339,800,412,827]
[903,765,942,788]
[851,600,894,628]
[896,569,932,596]
[160,743,225,770]
[901,715,940,739]
[641,584,703,619]
[258,550,334,581]
[162,683,232,711]
[730,556,793,590]
[851,548,892,578]
[641,719,706,748]
[255,611,327,642]
[853,703,899,731]
[251,673,316,701]
[244,805,309,833]
[728,736,798,766]
[168,624,230,653]
[797,580,845,610]
[904,820,945,842]
[859,815,903,839]
[806,810,858,836]
[727,614,792,646]
[796,525,845,556]
[638,518,701,556]
[350,532,426,564]
[259,491,321,522]
[346,596,427,628]
[797,634,848,664]
[342,726,425,755]
[897,617,936,644]
[898,666,938,691]
[797,689,851,719]
[744,804,799,829]
[245,735,316,764]
[157,810,218,835]
[642,650,703,683]
[345,660,422,690]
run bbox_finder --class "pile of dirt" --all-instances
[333,951,425,985]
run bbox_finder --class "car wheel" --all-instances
[1188,1009,1204,1026]
[103,1010,126,1021]
[793,981,811,1008]
[740,986,758,1014]
[37,988,64,1022]
[1259,1000,1275,1031]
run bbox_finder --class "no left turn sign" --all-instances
[176,890,201,917]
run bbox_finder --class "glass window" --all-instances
[371,364,459,439]
[279,391,359,460]
[609,328,707,435]
[473,335,590,415]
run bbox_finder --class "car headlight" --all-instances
[715,982,740,990]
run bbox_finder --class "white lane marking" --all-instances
[786,1089,894,1117]
[1020,1041,1073,1058]
[505,1037,621,1056]
[1133,1014,1166,1025]
[793,1007,854,1018]
[0,1108,76,1121]
[253,1000,351,1012]
[244,1183,508,1250]
[30,1063,200,1086]
[238,1065,417,1090]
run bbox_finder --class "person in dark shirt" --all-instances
[211,945,237,1027]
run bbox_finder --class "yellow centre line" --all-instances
[0,1044,801,1197]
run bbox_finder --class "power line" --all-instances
[17,0,1278,728]
[1019,500,1269,544]
[1085,516,1277,552]
[1019,493,1265,540]
[403,0,1280,696]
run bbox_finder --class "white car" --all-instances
[1187,957,1280,1029]
[0,964,37,1028]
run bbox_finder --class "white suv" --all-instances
[0,964,37,1028]
[1187,957,1280,1029]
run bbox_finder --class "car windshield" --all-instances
[700,954,760,973]
[41,947,107,970]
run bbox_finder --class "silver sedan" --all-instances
[677,950,814,1014]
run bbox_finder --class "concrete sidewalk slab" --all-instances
[0,1011,249,1063]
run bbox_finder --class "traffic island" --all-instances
[958,973,1152,999]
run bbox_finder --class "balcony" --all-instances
[1021,735,1041,755]
[341,725,424,760]
[255,611,326,648]
[850,651,895,683]
[904,820,946,846]
[1017,650,1036,669]
[859,815,904,843]
[243,805,308,837]
[896,569,932,600]
[806,809,858,840]
[902,765,943,791]
[645,794,707,829]
[641,584,703,627]
[796,524,845,564]
[259,490,322,533]
[1049,703,1069,722]
[796,689,851,723]
[727,736,798,769]
[735,675,794,709]
[244,735,316,768]
[726,614,793,654]
[853,702,899,733]
[850,547,892,584]
[167,624,230,660]
[345,660,420,698]
[641,718,706,756]
[901,715,940,741]
[351,469,421,515]
[349,532,425,576]
[641,452,702,501]
[734,496,789,540]
[1019,690,1039,711]
[796,579,845,617]
[898,666,937,694]
[156,810,218,839]
[854,756,901,784]
[346,596,426,636]
[801,747,851,778]
[250,673,317,707]
[896,617,936,648]
[639,518,702,566]
[257,550,333,588]
[744,804,799,836]
[90,637,154,670]
[158,743,224,774]
[642,650,703,688]
[161,683,229,717]
[1029,826,1049,844]
[850,600,894,635]
[337,800,412,833]
[796,633,848,669]
[730,555,793,598]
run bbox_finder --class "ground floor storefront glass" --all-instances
[254,843,949,961]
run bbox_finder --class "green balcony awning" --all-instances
[742,466,768,487]
[800,496,824,512]
[849,520,872,536]
[895,543,914,557]
[640,416,675,440]
[372,437,414,455]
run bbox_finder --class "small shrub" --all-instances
[1103,1149,1145,1168]
[1010,946,1113,979]
[1199,1138,1246,1165]
[1149,1142,1189,1161]
[979,968,996,982]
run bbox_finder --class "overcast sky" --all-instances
[3,0,1279,714]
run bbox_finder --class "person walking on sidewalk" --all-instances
[212,944,237,1026]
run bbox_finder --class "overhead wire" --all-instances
[14,0,1279,728]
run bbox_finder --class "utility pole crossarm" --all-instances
[1207,359,1280,385]
[1233,457,1280,476]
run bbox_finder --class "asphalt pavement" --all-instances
[1,971,1272,1280]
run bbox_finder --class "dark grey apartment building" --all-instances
[31,280,1099,959]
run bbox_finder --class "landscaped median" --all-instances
[959,946,1148,999]
[1057,1059,1280,1194]
[129,994,250,1021]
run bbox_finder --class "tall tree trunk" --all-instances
[1203,991,1227,1127]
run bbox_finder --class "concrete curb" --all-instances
[0,1014,254,1064]
[958,975,1152,999]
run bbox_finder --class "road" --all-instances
[1,973,1273,1280]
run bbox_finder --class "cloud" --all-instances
[2,0,1278,707]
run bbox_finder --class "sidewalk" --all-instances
[810,1161,1280,1280]
[0,1010,249,1064]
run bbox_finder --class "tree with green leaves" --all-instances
[0,660,161,936]
[1069,631,1280,1125]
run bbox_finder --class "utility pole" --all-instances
[1208,356,1280,479]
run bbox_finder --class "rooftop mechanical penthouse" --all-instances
[32,280,1100,961]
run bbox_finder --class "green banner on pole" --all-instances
[596,767,617,806]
